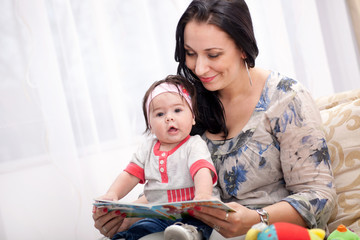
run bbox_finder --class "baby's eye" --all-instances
[174,108,182,113]
[156,112,164,117]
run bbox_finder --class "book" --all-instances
[93,199,235,220]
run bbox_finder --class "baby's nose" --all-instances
[165,115,174,122]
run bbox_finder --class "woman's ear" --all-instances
[240,49,247,60]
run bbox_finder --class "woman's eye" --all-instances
[185,50,195,56]
[208,53,220,58]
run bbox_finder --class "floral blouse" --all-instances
[203,71,336,229]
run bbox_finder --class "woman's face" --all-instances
[184,20,245,92]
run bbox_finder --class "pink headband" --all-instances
[146,82,193,121]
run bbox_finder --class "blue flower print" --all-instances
[234,129,254,149]
[272,100,304,134]
[310,198,328,214]
[277,77,297,93]
[302,135,311,144]
[271,134,280,150]
[224,164,248,196]
[273,118,281,134]
[256,142,270,168]
[256,85,270,112]
[285,198,311,212]
[259,157,266,168]
[311,139,330,167]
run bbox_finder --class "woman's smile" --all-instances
[199,75,217,83]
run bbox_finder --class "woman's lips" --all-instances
[199,75,216,83]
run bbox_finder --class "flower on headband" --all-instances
[182,87,191,99]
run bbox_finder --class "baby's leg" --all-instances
[112,218,172,240]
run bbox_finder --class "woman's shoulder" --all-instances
[263,71,313,104]
[267,71,309,94]
[264,71,318,118]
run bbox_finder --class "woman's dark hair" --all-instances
[142,75,198,133]
[175,0,259,138]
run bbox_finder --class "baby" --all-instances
[99,75,218,240]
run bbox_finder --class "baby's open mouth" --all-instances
[168,126,178,132]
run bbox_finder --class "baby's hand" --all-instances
[97,192,118,201]
[193,193,213,201]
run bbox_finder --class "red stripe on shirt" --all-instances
[167,187,195,202]
[167,191,173,202]
[190,187,195,200]
[124,162,145,183]
[176,189,181,202]
[171,190,177,202]
[181,188,186,201]
[186,188,190,200]
[189,159,218,184]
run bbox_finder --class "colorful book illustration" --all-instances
[93,199,235,220]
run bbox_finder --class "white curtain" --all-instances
[0,0,359,239]
[247,0,360,98]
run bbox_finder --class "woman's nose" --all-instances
[194,56,209,76]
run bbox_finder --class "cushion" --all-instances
[315,88,360,234]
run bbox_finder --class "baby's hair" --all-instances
[142,75,198,133]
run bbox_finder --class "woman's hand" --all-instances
[93,195,148,238]
[190,202,259,238]
[93,206,142,238]
[92,207,127,238]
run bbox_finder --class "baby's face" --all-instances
[149,92,195,150]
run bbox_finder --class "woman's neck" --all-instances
[218,67,258,103]
[206,68,270,140]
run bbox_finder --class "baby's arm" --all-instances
[99,171,140,201]
[193,168,214,200]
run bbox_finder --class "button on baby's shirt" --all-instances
[160,160,164,164]
[160,167,165,172]
[161,152,166,157]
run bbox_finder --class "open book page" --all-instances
[94,199,235,220]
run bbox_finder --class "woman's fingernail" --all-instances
[188,209,194,216]
[103,208,108,213]
[121,213,127,218]
[194,206,202,211]
[115,210,121,215]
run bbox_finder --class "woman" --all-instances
[93,0,336,239]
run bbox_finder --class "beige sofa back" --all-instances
[316,88,360,234]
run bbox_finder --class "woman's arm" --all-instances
[190,200,306,238]
[272,85,336,229]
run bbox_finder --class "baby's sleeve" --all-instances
[123,139,151,184]
[188,135,218,184]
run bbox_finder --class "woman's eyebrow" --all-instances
[184,44,223,51]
